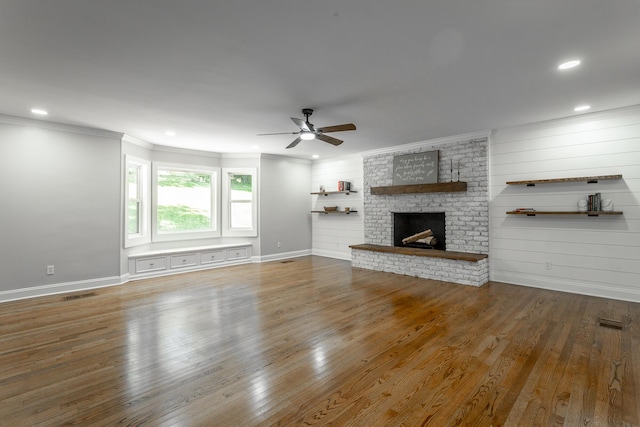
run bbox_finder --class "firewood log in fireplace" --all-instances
[402,229,434,245]
[415,236,438,246]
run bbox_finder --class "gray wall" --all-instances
[0,121,121,292]
[0,118,312,299]
[259,155,312,257]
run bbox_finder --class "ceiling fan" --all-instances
[258,108,356,149]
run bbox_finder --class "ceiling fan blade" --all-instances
[257,131,300,136]
[286,136,303,149]
[316,133,343,146]
[291,117,311,132]
[317,123,356,133]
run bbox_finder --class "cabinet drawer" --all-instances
[201,250,225,264]
[136,256,167,273]
[170,253,198,269]
[226,247,249,261]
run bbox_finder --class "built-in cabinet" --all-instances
[128,243,252,279]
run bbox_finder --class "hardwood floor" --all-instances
[1,256,639,426]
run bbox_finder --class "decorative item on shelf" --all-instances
[601,199,614,211]
[324,206,338,212]
[345,207,350,213]
[449,159,460,183]
[586,192,602,211]
[319,185,325,192]
[337,181,351,191]
[392,150,439,185]
[450,160,453,183]
[514,208,536,213]
[577,199,588,212]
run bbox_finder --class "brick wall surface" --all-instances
[353,136,489,286]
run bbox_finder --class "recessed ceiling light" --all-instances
[558,59,581,70]
[31,108,48,116]
[574,104,591,112]
[252,145,260,150]
[312,154,320,159]
[165,131,176,136]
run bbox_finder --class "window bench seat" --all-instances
[128,243,252,279]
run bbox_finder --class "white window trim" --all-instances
[152,162,221,242]
[124,155,151,248]
[222,167,258,237]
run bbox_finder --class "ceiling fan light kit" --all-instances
[258,108,356,149]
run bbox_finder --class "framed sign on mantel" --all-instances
[392,150,439,185]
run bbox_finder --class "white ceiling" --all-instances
[1,1,639,159]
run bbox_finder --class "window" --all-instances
[124,156,150,248]
[152,164,220,241]
[222,168,257,237]
[128,165,142,234]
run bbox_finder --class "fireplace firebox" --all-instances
[393,212,446,250]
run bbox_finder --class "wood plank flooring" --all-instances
[1,256,639,426]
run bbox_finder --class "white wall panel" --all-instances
[490,105,640,302]
[310,156,364,260]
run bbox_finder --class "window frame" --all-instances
[152,162,221,242]
[222,167,258,237]
[124,155,151,248]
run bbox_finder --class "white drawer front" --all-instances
[170,253,198,269]
[136,256,167,273]
[226,247,249,261]
[201,250,225,264]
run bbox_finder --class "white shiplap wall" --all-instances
[490,105,640,302]
[311,156,364,260]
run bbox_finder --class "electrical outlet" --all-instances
[544,261,552,270]
[47,265,55,275]
[277,241,281,248]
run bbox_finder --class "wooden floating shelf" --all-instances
[506,174,622,186]
[349,244,487,262]
[310,190,357,196]
[506,211,623,216]
[371,181,467,195]
[311,210,358,214]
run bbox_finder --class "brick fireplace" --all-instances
[351,135,490,286]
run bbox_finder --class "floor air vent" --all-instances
[280,260,295,264]
[63,292,97,301]
[598,317,623,330]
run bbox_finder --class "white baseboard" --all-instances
[312,248,352,261]
[492,272,640,303]
[254,249,312,263]
[0,276,125,304]
[0,251,309,303]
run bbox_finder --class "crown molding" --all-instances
[496,103,640,134]
[259,152,312,164]
[121,134,154,149]
[359,130,491,158]
[152,143,221,158]
[221,152,261,159]
[0,114,123,140]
